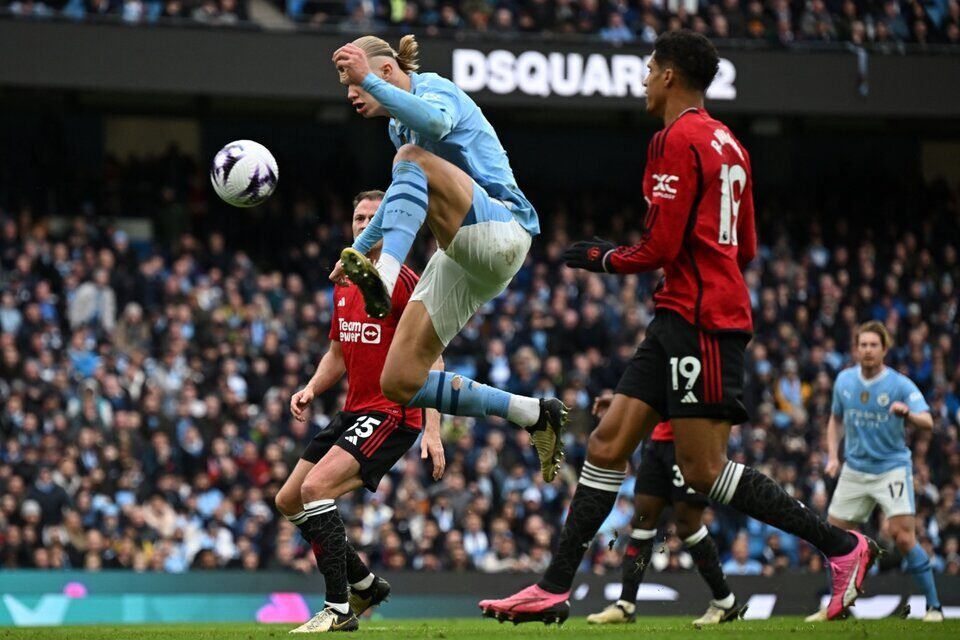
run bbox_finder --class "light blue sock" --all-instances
[353,160,428,261]
[409,370,511,419]
[905,543,941,609]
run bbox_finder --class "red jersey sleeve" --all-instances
[608,131,699,274]
[391,266,419,318]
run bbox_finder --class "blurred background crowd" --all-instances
[2,0,958,48]
[0,143,958,580]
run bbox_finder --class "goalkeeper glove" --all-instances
[562,237,617,273]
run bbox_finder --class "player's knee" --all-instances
[380,369,416,406]
[674,511,703,540]
[675,449,725,494]
[679,462,722,494]
[894,528,916,552]
[300,474,334,503]
[274,486,301,516]
[586,433,628,469]
[394,143,427,165]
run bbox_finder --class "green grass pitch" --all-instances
[2,617,958,640]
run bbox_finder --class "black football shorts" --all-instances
[616,309,750,424]
[635,439,710,507]
[302,410,421,492]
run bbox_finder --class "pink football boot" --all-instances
[479,584,570,625]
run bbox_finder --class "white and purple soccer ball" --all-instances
[210,140,279,208]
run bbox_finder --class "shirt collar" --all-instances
[857,365,889,387]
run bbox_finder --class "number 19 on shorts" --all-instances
[670,356,701,391]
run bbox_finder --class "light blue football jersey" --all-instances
[831,365,929,474]
[378,72,539,236]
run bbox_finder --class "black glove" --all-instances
[562,237,617,273]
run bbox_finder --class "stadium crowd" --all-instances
[2,0,958,48]
[0,150,958,581]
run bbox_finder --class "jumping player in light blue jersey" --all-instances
[810,320,942,622]
[329,35,566,483]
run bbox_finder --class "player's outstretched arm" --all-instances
[421,356,446,480]
[584,135,698,275]
[361,74,457,141]
[290,341,347,422]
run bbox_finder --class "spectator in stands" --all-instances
[723,534,764,575]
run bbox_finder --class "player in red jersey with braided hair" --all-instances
[275,190,444,633]
[481,31,877,625]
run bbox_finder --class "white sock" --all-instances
[507,395,540,427]
[631,528,657,540]
[376,254,402,297]
[351,574,374,591]
[713,593,736,609]
[325,601,350,614]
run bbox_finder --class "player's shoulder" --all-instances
[415,72,461,96]
[648,109,720,159]
[835,366,858,386]
[680,110,749,164]
[399,264,419,286]
[887,368,920,390]
[393,265,420,298]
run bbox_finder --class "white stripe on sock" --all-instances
[303,499,337,516]
[684,526,709,547]
[709,461,745,504]
[285,510,308,525]
[722,463,745,503]
[631,528,657,540]
[583,461,627,478]
[580,477,623,491]
[579,463,626,492]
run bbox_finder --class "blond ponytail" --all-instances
[395,35,420,73]
[352,34,420,74]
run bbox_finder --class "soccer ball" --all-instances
[210,140,279,208]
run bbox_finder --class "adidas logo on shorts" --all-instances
[681,391,698,404]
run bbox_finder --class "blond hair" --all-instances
[352,35,420,73]
[856,320,892,350]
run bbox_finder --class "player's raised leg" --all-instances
[341,144,473,319]
[587,494,665,625]
[479,394,658,623]
[674,502,743,626]
[672,417,878,621]
[381,299,567,481]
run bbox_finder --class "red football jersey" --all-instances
[608,108,756,332]
[651,420,673,442]
[328,264,422,428]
